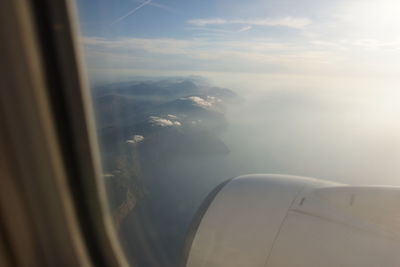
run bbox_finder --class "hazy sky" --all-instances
[76,0,400,185]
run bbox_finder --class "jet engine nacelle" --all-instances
[185,174,400,267]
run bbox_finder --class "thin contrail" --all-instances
[149,2,177,13]
[110,0,152,26]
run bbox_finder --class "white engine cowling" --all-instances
[185,174,400,267]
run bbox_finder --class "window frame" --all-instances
[0,0,128,266]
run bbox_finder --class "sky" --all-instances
[76,0,400,82]
[76,0,400,185]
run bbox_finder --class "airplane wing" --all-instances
[185,174,400,267]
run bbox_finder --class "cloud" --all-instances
[149,116,181,127]
[180,96,222,108]
[181,96,221,108]
[184,96,212,107]
[126,135,144,144]
[188,18,227,26]
[167,114,178,119]
[81,35,345,81]
[238,26,253,33]
[310,38,400,52]
[82,33,399,82]
[188,16,312,29]
[82,37,192,55]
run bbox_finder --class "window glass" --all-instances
[74,0,400,266]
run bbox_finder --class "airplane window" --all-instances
[74,0,400,266]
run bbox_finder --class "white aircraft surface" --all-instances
[186,174,400,267]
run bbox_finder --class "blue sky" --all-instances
[76,0,400,84]
[77,0,319,38]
